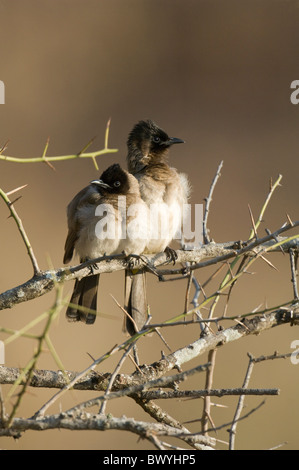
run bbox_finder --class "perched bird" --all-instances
[63,163,148,324]
[125,119,190,335]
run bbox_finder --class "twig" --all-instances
[202,161,223,244]
[0,186,40,275]
[201,349,217,435]
[110,293,139,333]
[65,363,211,415]
[5,286,65,427]
[0,119,118,171]
[248,175,283,241]
[32,343,119,418]
[134,398,210,450]
[289,248,299,300]
[99,342,136,415]
[137,387,279,400]
[157,226,299,277]
[229,352,255,450]
[227,349,292,449]
[248,204,258,240]
[199,400,266,434]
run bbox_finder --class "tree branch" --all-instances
[1,305,298,392]
[0,119,118,171]
[1,226,298,311]
[0,411,215,449]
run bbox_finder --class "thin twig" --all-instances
[0,119,118,170]
[138,387,279,400]
[99,342,136,415]
[65,363,211,415]
[289,248,299,300]
[248,174,283,241]
[196,400,266,434]
[5,286,65,427]
[229,352,255,450]
[248,204,258,239]
[202,161,223,244]
[201,349,217,435]
[0,186,40,274]
[32,343,119,419]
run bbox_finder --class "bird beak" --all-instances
[168,137,185,145]
[90,179,111,189]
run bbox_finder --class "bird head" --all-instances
[90,163,130,195]
[127,120,184,173]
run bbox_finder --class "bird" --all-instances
[63,163,149,324]
[125,119,190,335]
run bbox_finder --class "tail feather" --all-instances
[66,274,100,324]
[124,269,147,335]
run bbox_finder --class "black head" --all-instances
[127,120,184,172]
[90,163,130,195]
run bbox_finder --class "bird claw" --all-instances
[164,246,178,265]
[82,257,99,274]
[89,263,99,274]
[126,254,143,269]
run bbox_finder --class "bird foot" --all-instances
[164,246,178,265]
[126,253,145,269]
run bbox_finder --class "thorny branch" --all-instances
[1,157,299,449]
[1,305,298,394]
[0,119,118,171]
[0,227,298,311]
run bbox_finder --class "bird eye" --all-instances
[153,136,160,143]
[113,181,121,187]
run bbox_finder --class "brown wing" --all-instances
[63,185,101,264]
[63,227,78,264]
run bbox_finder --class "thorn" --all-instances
[259,254,279,271]
[41,137,56,171]
[154,328,172,352]
[286,214,294,227]
[251,303,263,313]
[43,158,56,171]
[0,139,10,155]
[8,195,22,207]
[78,135,97,155]
[104,117,112,149]
[91,155,99,171]
[42,136,50,158]
[6,184,28,196]
[248,204,258,239]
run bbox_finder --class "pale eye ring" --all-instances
[113,181,121,187]
[153,136,160,143]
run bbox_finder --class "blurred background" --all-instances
[0,0,299,450]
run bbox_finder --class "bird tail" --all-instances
[124,269,147,335]
[66,274,100,324]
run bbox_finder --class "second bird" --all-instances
[63,163,148,324]
[125,119,190,335]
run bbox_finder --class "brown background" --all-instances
[0,0,299,450]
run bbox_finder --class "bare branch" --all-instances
[202,161,223,244]
[1,306,298,394]
[1,226,298,311]
[0,186,40,275]
[0,119,118,171]
[0,412,215,449]
[290,248,299,300]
